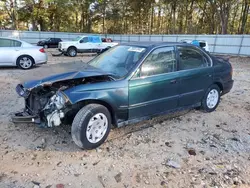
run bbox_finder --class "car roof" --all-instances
[120,41,197,49]
[0,37,23,42]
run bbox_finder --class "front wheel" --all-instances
[67,47,77,57]
[201,84,221,112]
[71,104,111,150]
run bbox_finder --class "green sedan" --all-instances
[12,42,234,149]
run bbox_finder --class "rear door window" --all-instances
[177,46,211,70]
[0,39,21,47]
[13,40,21,47]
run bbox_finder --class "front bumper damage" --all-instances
[11,84,68,128]
[11,111,41,124]
[11,72,113,128]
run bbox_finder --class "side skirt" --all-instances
[117,102,201,128]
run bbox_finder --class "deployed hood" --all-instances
[23,64,110,90]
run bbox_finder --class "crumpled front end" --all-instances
[12,84,70,127]
[11,73,113,128]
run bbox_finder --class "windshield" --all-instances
[73,36,82,41]
[89,45,147,78]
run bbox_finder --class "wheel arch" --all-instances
[71,99,118,127]
[16,54,35,66]
[213,81,223,93]
[67,46,77,50]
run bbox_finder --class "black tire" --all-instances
[16,55,34,70]
[71,104,111,150]
[67,47,77,57]
[201,84,221,112]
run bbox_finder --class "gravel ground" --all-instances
[0,50,250,188]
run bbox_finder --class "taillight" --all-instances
[39,48,45,53]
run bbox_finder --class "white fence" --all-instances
[1,30,250,56]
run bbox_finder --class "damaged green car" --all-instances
[12,42,234,149]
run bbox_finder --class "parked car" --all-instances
[37,38,62,48]
[101,38,113,42]
[0,37,47,69]
[58,35,118,57]
[12,42,233,149]
[180,39,210,52]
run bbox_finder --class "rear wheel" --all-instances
[67,47,77,57]
[71,104,111,150]
[201,84,220,112]
[16,55,34,70]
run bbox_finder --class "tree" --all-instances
[0,0,249,34]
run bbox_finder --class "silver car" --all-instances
[0,37,48,69]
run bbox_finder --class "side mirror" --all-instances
[79,39,84,43]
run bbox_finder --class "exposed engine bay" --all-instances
[13,75,113,127]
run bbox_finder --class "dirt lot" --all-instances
[0,50,250,188]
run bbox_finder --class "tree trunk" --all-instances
[239,0,249,34]
[172,2,177,34]
[218,1,232,34]
[157,4,161,34]
[187,0,194,33]
[150,2,154,34]
[9,0,17,29]
[230,3,239,34]
[184,0,188,33]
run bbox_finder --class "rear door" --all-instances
[90,36,102,51]
[128,46,179,119]
[177,46,213,107]
[0,38,21,65]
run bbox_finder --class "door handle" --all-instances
[170,79,177,84]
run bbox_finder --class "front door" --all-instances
[128,46,179,119]
[177,46,214,106]
[77,37,92,52]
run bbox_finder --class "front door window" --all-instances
[140,46,177,77]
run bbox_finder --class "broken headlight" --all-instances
[16,84,30,98]
[46,91,68,110]
[54,91,68,110]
